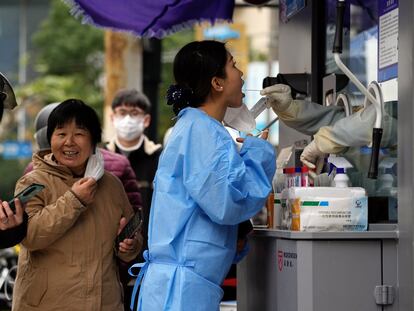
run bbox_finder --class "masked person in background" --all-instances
[24,102,143,310]
[0,72,27,248]
[107,89,162,310]
[261,84,397,171]
[12,99,142,311]
[107,89,162,263]
[130,40,275,311]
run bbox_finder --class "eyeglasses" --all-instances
[114,108,145,118]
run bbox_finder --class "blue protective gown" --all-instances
[133,107,276,311]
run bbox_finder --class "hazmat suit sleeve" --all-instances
[261,84,346,136]
[182,124,276,226]
[300,103,397,168]
[314,103,397,154]
[278,100,346,136]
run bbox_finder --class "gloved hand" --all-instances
[300,140,326,170]
[260,84,293,113]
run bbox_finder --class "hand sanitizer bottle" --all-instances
[332,168,350,188]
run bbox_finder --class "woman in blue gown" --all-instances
[131,40,276,311]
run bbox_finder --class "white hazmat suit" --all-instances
[260,84,396,169]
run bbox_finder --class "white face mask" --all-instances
[113,115,145,141]
[84,147,105,181]
[223,104,256,133]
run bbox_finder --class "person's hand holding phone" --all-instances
[0,198,24,230]
[71,177,97,205]
[117,216,143,254]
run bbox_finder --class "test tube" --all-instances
[301,166,309,187]
[294,167,301,187]
[285,167,295,188]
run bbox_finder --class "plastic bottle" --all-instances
[332,167,350,187]
[266,192,274,228]
[377,169,394,192]
[273,172,286,229]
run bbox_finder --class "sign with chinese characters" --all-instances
[378,0,398,82]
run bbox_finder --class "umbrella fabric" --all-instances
[64,0,235,38]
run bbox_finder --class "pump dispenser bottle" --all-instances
[332,168,350,188]
[327,156,352,188]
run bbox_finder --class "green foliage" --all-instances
[1,0,104,196]
[32,0,104,83]
[250,49,268,62]
[16,75,103,118]
[18,0,104,111]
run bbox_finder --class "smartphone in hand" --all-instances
[8,183,45,212]
[116,211,143,245]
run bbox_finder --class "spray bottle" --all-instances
[328,156,353,188]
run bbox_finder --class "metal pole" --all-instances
[17,0,27,142]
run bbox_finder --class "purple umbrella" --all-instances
[64,0,235,38]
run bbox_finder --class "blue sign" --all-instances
[203,25,240,41]
[0,140,33,159]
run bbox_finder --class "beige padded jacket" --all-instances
[12,152,139,311]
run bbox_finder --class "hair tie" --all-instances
[166,84,193,114]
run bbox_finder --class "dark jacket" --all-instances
[100,148,142,212]
[0,213,28,249]
[107,136,162,259]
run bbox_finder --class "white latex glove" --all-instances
[85,147,105,181]
[260,84,293,113]
[300,140,326,170]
